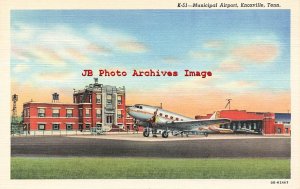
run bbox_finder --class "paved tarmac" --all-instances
[11,134,291,158]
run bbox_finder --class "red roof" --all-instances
[219,110,264,121]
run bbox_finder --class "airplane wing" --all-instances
[155,118,230,131]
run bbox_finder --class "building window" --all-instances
[117,110,122,119]
[66,124,73,130]
[96,94,102,103]
[24,108,30,117]
[52,124,60,130]
[285,128,289,134]
[38,124,45,130]
[85,123,91,130]
[106,94,112,105]
[89,95,92,103]
[66,109,73,117]
[86,109,91,117]
[52,109,60,117]
[38,108,45,117]
[117,95,122,105]
[79,109,83,117]
[96,109,101,118]
[96,124,102,128]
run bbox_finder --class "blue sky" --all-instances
[11,10,290,115]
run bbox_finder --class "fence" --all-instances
[11,129,95,136]
[11,128,140,137]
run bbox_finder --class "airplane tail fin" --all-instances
[209,112,218,120]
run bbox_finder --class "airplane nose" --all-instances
[126,106,132,113]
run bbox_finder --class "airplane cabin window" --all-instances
[170,116,174,119]
[165,115,168,118]
[176,118,179,121]
[159,113,163,116]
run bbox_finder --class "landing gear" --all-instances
[152,128,157,137]
[204,133,208,137]
[162,130,169,138]
[143,128,150,137]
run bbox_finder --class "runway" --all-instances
[11,134,291,158]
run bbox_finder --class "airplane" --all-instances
[126,104,231,138]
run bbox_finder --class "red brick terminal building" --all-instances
[22,80,290,135]
[23,80,134,132]
[195,110,291,135]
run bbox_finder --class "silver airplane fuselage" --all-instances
[127,104,194,124]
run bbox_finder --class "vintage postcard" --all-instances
[0,0,299,189]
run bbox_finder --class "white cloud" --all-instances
[11,24,147,67]
[13,64,30,73]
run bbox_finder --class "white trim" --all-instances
[24,102,78,106]
[37,122,47,124]
[29,117,79,119]
[65,122,75,124]
[66,108,74,110]
[51,107,61,109]
[37,107,46,109]
[52,122,61,124]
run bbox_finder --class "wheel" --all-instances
[162,131,168,138]
[143,130,150,137]
[204,133,208,137]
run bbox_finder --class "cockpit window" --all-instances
[135,105,142,109]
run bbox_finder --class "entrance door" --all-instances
[106,115,113,124]
[277,128,281,134]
